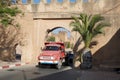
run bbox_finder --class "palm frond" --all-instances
[79,13,88,26]
[70,16,85,36]
[89,14,105,32]
[93,22,110,37]
[70,13,110,48]
[95,22,110,30]
[71,16,80,23]
[70,21,84,35]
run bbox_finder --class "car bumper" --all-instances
[39,60,58,64]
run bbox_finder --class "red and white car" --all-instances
[38,42,65,69]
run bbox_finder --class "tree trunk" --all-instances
[72,51,81,68]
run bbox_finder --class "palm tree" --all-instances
[70,13,110,69]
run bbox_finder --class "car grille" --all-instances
[42,56,51,60]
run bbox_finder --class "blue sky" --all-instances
[14,0,90,4]
[21,0,88,4]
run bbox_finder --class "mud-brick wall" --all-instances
[92,15,120,67]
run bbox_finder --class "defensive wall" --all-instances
[15,0,120,67]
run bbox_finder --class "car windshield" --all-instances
[44,46,59,51]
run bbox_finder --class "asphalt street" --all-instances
[0,64,72,80]
[0,64,120,80]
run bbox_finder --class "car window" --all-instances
[44,46,59,51]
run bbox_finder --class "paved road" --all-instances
[0,64,72,80]
[0,64,120,80]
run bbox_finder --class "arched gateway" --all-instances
[16,0,120,65]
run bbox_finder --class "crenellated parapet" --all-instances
[16,0,116,18]
[12,0,120,63]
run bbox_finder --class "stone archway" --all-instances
[28,19,80,63]
[45,27,72,41]
[45,27,74,49]
[15,0,120,68]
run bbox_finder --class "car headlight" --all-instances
[51,56,55,60]
[40,56,44,59]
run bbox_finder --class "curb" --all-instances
[0,62,29,70]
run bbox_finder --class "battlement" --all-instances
[19,0,109,13]
[20,0,99,4]
[17,0,115,19]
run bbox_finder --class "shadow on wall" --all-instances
[93,29,120,67]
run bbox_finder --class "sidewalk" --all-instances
[0,60,29,69]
